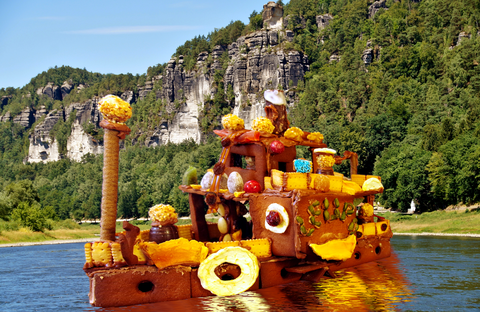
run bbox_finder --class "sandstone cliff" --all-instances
[13,2,310,163]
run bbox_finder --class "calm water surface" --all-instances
[0,235,479,311]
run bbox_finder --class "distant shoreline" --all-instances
[0,237,100,248]
[393,232,480,238]
[1,232,479,248]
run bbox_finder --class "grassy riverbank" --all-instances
[377,210,480,235]
[0,220,151,245]
[1,210,479,245]
[0,218,202,245]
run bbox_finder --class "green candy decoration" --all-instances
[324,210,330,222]
[324,198,330,210]
[182,166,198,185]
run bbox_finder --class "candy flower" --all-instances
[359,203,374,217]
[252,117,275,133]
[98,94,132,125]
[307,132,324,143]
[284,127,304,141]
[149,204,178,226]
[222,114,245,130]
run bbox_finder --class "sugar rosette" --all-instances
[149,204,178,226]
[98,94,132,124]
[252,117,275,134]
[222,114,245,131]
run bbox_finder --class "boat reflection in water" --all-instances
[310,252,413,311]
[103,252,413,312]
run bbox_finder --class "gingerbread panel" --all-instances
[89,266,191,307]
[249,195,298,258]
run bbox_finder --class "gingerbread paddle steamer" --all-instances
[83,91,392,307]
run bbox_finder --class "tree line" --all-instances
[0,0,479,231]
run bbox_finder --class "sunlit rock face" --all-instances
[66,122,103,162]
[263,1,284,30]
[26,99,103,163]
[26,109,64,163]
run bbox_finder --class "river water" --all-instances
[0,235,479,311]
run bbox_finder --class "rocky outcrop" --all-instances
[1,95,11,109]
[0,112,11,122]
[368,0,387,19]
[66,123,103,162]
[13,107,35,128]
[61,80,73,99]
[27,99,103,163]
[36,80,74,101]
[330,53,341,63]
[362,40,374,65]
[263,1,284,30]
[120,90,136,104]
[35,106,48,122]
[285,30,294,42]
[457,32,471,46]
[316,14,333,30]
[141,3,309,147]
[26,109,64,163]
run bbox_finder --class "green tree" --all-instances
[11,202,50,232]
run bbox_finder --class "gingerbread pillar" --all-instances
[265,103,290,135]
[100,128,120,241]
[98,117,131,241]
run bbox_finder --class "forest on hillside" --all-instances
[0,0,479,231]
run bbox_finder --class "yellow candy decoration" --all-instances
[148,204,178,226]
[98,94,132,124]
[252,117,275,133]
[222,114,245,130]
[307,132,324,143]
[284,127,304,141]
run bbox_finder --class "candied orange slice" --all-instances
[140,238,208,270]
[310,235,357,261]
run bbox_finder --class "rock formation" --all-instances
[26,99,103,163]
[316,14,333,30]
[1,95,11,109]
[13,107,35,128]
[263,1,284,30]
[368,0,387,19]
[362,40,374,66]
[36,80,74,101]
[26,109,64,163]
[14,2,310,163]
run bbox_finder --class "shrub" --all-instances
[10,202,50,232]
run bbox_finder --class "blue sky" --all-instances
[0,0,281,89]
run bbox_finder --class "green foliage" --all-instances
[288,0,480,211]
[427,134,480,206]
[82,122,104,143]
[11,202,51,232]
[199,70,232,134]
[50,111,76,155]
[374,143,435,212]
[249,11,264,32]
[0,0,479,219]
[174,21,245,71]
[25,66,104,92]
[147,63,167,79]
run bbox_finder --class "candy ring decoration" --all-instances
[198,246,259,296]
